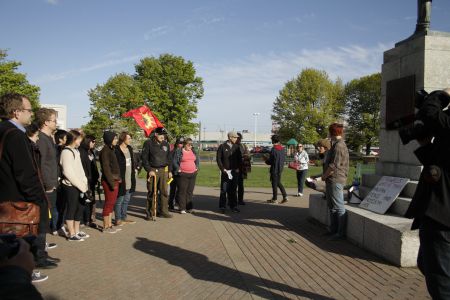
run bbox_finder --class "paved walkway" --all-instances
[37,179,429,299]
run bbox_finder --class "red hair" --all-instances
[329,123,344,136]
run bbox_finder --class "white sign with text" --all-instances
[359,176,409,214]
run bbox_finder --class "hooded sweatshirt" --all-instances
[99,131,121,189]
[265,144,285,175]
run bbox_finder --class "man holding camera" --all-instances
[405,88,450,299]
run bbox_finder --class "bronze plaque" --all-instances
[385,75,416,130]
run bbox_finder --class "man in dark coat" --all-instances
[264,134,288,204]
[0,93,53,282]
[405,88,450,299]
[141,127,173,219]
[216,131,242,213]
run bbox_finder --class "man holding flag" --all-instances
[123,105,173,219]
[141,127,173,219]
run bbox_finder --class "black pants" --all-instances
[35,200,49,263]
[237,173,244,203]
[56,185,66,229]
[219,171,238,209]
[271,172,287,200]
[176,172,197,211]
[146,168,169,217]
[418,217,450,299]
[62,184,84,221]
[168,175,179,209]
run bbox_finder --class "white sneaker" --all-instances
[76,231,90,238]
[180,210,187,214]
[32,271,48,283]
[299,193,303,197]
[58,227,69,238]
[67,235,84,242]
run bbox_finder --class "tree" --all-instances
[272,68,344,144]
[343,73,381,155]
[83,53,204,143]
[83,73,145,141]
[0,50,40,108]
[134,53,204,138]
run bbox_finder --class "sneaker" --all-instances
[58,227,69,238]
[51,231,58,236]
[180,210,187,214]
[80,224,86,228]
[280,198,288,204]
[122,219,136,224]
[187,209,193,214]
[76,231,90,239]
[67,235,84,242]
[35,259,58,269]
[32,271,48,283]
[115,220,123,226]
[45,242,57,250]
[103,227,117,234]
[267,199,277,203]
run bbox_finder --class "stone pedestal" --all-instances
[379,31,450,179]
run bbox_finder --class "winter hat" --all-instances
[103,131,117,146]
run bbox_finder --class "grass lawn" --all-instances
[195,162,373,188]
[138,158,375,188]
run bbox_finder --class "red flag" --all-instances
[122,105,164,137]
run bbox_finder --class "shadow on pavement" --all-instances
[134,237,334,300]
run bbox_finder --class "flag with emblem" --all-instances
[122,105,164,137]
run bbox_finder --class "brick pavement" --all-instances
[36,179,430,299]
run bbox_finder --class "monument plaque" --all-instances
[359,176,409,214]
[385,75,416,130]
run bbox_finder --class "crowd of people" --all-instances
[0,93,354,296]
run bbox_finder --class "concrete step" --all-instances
[361,174,418,198]
[309,193,418,267]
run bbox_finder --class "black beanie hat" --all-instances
[103,131,117,146]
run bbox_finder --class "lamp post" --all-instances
[253,112,260,148]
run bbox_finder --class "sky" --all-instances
[1,0,450,134]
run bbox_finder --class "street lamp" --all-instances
[253,112,260,148]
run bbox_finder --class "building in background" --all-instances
[41,104,67,130]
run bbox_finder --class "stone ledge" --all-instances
[309,193,419,267]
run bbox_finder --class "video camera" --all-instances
[0,234,37,261]
[398,89,450,145]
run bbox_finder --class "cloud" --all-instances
[45,0,59,5]
[196,43,391,131]
[35,54,146,84]
[144,26,170,40]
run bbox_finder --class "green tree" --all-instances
[272,68,344,144]
[83,73,145,142]
[0,50,40,108]
[84,53,204,143]
[134,53,204,138]
[343,73,381,155]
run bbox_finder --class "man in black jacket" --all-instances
[141,127,173,219]
[216,131,242,213]
[405,88,450,299]
[0,93,51,282]
[264,134,288,204]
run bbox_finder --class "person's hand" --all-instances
[417,136,432,146]
[168,172,173,179]
[0,239,35,275]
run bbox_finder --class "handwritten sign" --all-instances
[359,176,409,214]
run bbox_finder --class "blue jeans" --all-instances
[115,190,132,221]
[326,181,346,235]
[326,181,345,215]
[296,169,308,194]
[418,218,450,299]
[219,171,238,209]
